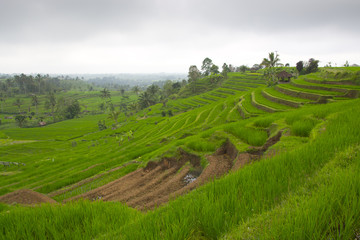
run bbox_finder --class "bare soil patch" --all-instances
[0,189,56,205]
[67,143,238,210]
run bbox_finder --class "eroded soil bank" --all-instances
[0,131,282,209]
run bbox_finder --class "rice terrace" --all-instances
[2,1,360,238]
[1,54,360,239]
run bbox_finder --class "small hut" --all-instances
[277,71,293,82]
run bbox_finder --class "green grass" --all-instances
[241,92,266,114]
[186,138,217,152]
[223,123,268,146]
[263,86,312,103]
[253,88,293,110]
[0,200,141,239]
[278,83,342,96]
[295,76,360,90]
[1,69,360,239]
[253,116,276,128]
[291,118,319,137]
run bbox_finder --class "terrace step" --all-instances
[236,98,258,119]
[304,78,360,86]
[275,85,334,101]
[290,81,348,94]
[251,92,278,113]
[261,90,301,108]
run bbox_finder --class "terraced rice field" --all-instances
[1,69,360,239]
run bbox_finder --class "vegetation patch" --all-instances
[291,118,319,137]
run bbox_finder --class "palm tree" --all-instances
[262,52,281,86]
[0,92,6,113]
[31,94,39,114]
[100,88,111,111]
[13,98,24,113]
[108,110,120,123]
[35,74,42,94]
[138,92,154,109]
[132,86,140,95]
[147,84,159,96]
[100,88,111,100]
[261,52,281,68]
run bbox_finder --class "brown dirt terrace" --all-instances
[0,133,282,209]
[67,134,281,210]
[0,189,56,205]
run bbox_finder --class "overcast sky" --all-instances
[1,0,359,74]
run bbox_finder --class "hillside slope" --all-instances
[1,69,360,239]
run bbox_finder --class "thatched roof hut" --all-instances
[277,71,293,82]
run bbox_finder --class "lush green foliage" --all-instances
[1,68,360,239]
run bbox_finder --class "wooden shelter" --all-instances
[277,71,293,82]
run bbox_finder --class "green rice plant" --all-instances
[0,131,7,139]
[186,139,216,152]
[253,116,276,128]
[0,200,141,240]
[223,124,268,146]
[291,118,319,137]
[253,89,293,110]
[224,144,360,239]
[285,111,304,125]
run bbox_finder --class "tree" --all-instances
[120,88,125,96]
[128,102,138,112]
[100,88,111,100]
[305,58,319,74]
[132,86,140,95]
[261,52,281,86]
[201,57,213,76]
[221,63,230,78]
[45,92,57,119]
[0,92,6,113]
[188,65,201,83]
[100,88,111,112]
[108,110,120,123]
[31,94,39,114]
[261,52,281,68]
[147,84,159,96]
[138,92,154,109]
[210,64,220,75]
[296,61,304,73]
[239,65,249,73]
[15,115,27,127]
[344,60,350,67]
[35,74,42,94]
[13,98,24,113]
[64,99,81,119]
[222,63,231,76]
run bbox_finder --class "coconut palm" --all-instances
[100,88,111,100]
[261,52,281,68]
[31,94,39,114]
[108,110,120,123]
[0,92,6,113]
[132,86,140,95]
[13,98,24,113]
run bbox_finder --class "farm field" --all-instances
[1,69,360,239]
